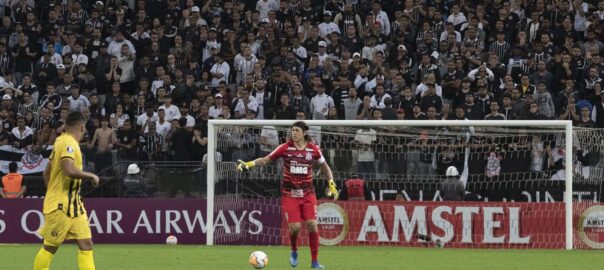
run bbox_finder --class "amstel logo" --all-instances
[317,203,348,246]
[578,205,604,249]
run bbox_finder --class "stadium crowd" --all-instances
[0,0,603,173]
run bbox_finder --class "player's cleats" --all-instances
[289,251,298,267]
[311,261,325,269]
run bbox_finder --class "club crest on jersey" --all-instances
[305,152,312,161]
[67,146,74,153]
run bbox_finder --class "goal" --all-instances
[205,120,600,250]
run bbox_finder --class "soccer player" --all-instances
[237,121,339,269]
[34,111,99,270]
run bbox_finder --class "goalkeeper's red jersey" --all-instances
[267,140,325,197]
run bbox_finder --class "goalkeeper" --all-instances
[237,121,337,269]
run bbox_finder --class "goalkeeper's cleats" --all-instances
[236,160,255,172]
[289,251,298,267]
[311,261,325,269]
[327,180,339,201]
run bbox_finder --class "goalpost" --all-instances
[206,120,575,249]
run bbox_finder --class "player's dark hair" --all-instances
[8,161,17,173]
[292,121,311,141]
[65,111,86,127]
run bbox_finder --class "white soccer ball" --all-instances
[166,235,178,245]
[249,251,268,269]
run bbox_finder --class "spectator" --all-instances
[0,161,26,198]
[209,53,230,87]
[354,126,377,179]
[0,122,9,146]
[179,102,196,130]
[10,115,33,149]
[158,96,181,122]
[89,116,116,173]
[67,85,90,113]
[534,82,555,119]
[275,93,296,120]
[484,101,506,120]
[115,119,138,161]
[140,121,163,162]
[155,109,172,160]
[169,118,192,161]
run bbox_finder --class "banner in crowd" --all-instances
[0,198,281,245]
[0,145,52,174]
[285,200,604,249]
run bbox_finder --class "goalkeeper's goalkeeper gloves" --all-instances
[326,179,339,201]
[236,160,255,172]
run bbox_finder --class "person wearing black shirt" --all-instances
[191,125,207,161]
[275,93,296,119]
[11,32,36,84]
[115,119,138,160]
[169,118,192,161]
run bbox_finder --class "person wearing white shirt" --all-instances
[11,116,33,148]
[361,36,386,62]
[67,85,90,112]
[259,125,279,154]
[573,0,589,33]
[370,85,391,109]
[208,94,224,119]
[370,2,390,36]
[158,97,181,121]
[107,31,136,57]
[256,0,279,20]
[137,105,158,133]
[233,45,258,85]
[210,54,230,87]
[416,73,443,97]
[291,37,307,62]
[447,4,467,27]
[355,127,377,178]
[316,41,330,66]
[440,23,462,44]
[183,6,208,28]
[71,43,89,65]
[318,11,341,39]
[310,84,335,119]
[155,109,172,153]
[117,44,136,85]
[42,43,63,66]
[234,89,259,118]
[178,103,196,131]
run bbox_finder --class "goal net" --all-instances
[206,120,604,250]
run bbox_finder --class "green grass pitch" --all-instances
[1,244,602,269]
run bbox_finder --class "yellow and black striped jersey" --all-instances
[43,133,86,217]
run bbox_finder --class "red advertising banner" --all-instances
[0,198,281,245]
[283,201,604,249]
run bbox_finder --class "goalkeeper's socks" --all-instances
[309,231,319,262]
[289,232,298,252]
[289,251,298,267]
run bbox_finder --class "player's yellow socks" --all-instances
[77,250,96,270]
[33,247,54,270]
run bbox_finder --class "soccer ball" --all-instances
[249,251,268,269]
[166,235,178,245]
